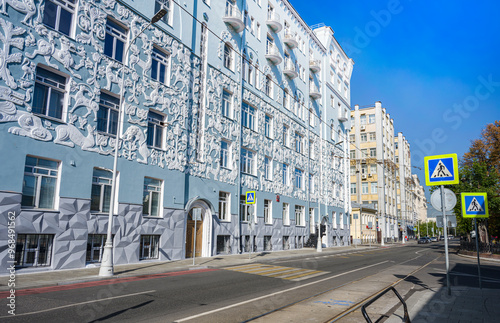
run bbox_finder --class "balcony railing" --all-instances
[266,11,282,32]
[309,59,321,73]
[223,3,244,33]
[283,30,298,49]
[283,59,298,79]
[265,42,282,65]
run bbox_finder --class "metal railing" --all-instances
[460,240,500,254]
[361,286,410,323]
[224,3,242,19]
[267,11,281,23]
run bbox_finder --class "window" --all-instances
[220,140,230,168]
[370,164,377,174]
[370,148,377,157]
[283,235,290,250]
[283,203,290,226]
[265,75,273,97]
[143,177,162,217]
[351,183,356,194]
[86,234,107,263]
[140,235,159,259]
[350,150,356,159]
[22,156,59,209]
[97,92,119,135]
[309,173,314,193]
[361,149,368,158]
[361,165,367,174]
[264,236,272,251]
[369,132,376,141]
[362,182,369,194]
[42,0,76,36]
[264,199,272,224]
[104,18,127,62]
[295,205,305,226]
[360,133,367,142]
[241,102,256,130]
[91,168,113,213]
[151,46,170,84]
[219,192,230,221]
[332,211,337,229]
[147,110,165,148]
[256,22,261,40]
[283,89,291,110]
[217,235,231,254]
[155,0,172,25]
[360,114,367,125]
[240,195,251,222]
[309,109,315,127]
[309,140,315,159]
[264,114,272,138]
[283,125,289,147]
[15,234,53,267]
[224,42,233,70]
[222,90,232,118]
[282,163,289,185]
[295,168,303,189]
[33,67,67,120]
[241,148,255,175]
[295,132,303,154]
[264,156,272,180]
[371,182,378,194]
[369,114,376,124]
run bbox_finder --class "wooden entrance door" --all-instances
[185,208,203,258]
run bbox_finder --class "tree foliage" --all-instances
[449,121,500,240]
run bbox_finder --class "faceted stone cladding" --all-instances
[0,191,186,274]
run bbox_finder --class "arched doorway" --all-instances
[185,198,214,258]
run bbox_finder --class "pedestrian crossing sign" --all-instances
[246,191,256,204]
[424,153,459,186]
[461,193,488,218]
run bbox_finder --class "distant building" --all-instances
[349,102,423,243]
[0,0,354,274]
[351,203,377,245]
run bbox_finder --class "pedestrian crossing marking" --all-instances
[431,160,452,178]
[467,197,483,212]
[224,263,329,281]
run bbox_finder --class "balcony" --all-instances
[309,59,321,73]
[223,3,244,33]
[266,12,282,33]
[265,43,282,65]
[338,108,348,122]
[309,84,321,100]
[283,30,298,49]
[283,59,298,79]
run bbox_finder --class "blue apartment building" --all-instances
[0,0,354,273]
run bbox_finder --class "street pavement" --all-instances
[1,240,499,322]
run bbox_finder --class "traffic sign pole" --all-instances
[474,218,482,289]
[440,185,451,296]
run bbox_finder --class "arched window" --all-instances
[265,75,272,97]
[224,43,233,70]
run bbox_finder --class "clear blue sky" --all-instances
[291,0,500,206]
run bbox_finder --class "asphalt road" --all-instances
[0,242,468,323]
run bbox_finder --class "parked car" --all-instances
[418,237,429,244]
[439,236,445,241]
[430,236,438,242]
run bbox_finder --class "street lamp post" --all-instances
[99,8,167,277]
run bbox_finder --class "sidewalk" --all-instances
[1,244,384,292]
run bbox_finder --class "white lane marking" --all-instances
[174,260,389,322]
[0,289,156,318]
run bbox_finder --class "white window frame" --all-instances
[265,75,273,97]
[42,0,77,37]
[140,235,159,260]
[283,125,289,147]
[264,199,272,224]
[15,234,53,267]
[241,102,256,131]
[282,163,289,186]
[22,156,60,210]
[241,147,255,175]
[240,195,252,222]
[155,0,173,25]
[283,203,290,226]
[371,182,378,194]
[86,234,107,263]
[104,17,128,62]
[295,168,303,189]
[223,42,233,70]
[151,45,170,84]
[264,114,273,138]
[143,177,163,217]
[219,191,230,221]
[222,89,233,119]
[33,66,68,121]
[264,156,272,180]
[295,205,305,226]
[147,110,165,149]
[220,140,231,169]
[309,173,314,193]
[351,183,356,195]
[97,91,119,136]
[362,182,369,194]
[295,132,303,154]
[91,167,113,214]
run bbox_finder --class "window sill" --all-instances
[143,215,163,219]
[21,207,59,213]
[242,172,257,178]
[221,166,232,171]
[33,113,65,125]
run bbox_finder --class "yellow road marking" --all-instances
[284,270,323,280]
